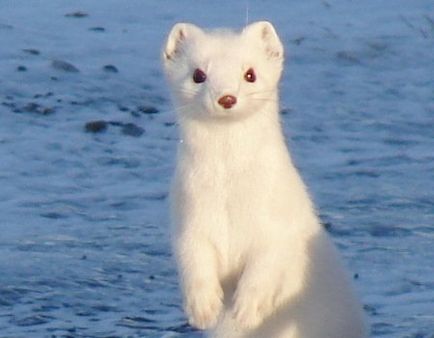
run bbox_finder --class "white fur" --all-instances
[162,21,367,338]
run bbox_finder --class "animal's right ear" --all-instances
[163,23,203,61]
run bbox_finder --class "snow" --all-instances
[0,0,433,337]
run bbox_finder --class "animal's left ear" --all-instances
[242,21,284,60]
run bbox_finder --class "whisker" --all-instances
[174,88,197,96]
[245,91,277,97]
[248,98,279,103]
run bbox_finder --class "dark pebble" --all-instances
[65,11,88,18]
[121,123,144,137]
[336,51,361,65]
[89,26,105,32]
[2,102,15,109]
[0,23,13,30]
[292,37,306,46]
[22,102,40,113]
[363,304,378,316]
[40,212,64,219]
[137,105,159,115]
[22,48,40,55]
[108,121,123,127]
[85,120,108,133]
[17,65,27,72]
[42,107,55,115]
[34,92,54,99]
[167,322,197,334]
[103,64,119,73]
[52,59,80,73]
[14,314,52,326]
[118,105,129,112]
[322,222,333,231]
[280,108,293,115]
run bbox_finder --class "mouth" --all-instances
[221,103,234,109]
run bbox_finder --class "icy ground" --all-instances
[0,0,433,337]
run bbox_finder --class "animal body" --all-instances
[162,21,367,338]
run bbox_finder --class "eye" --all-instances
[244,68,256,83]
[193,68,207,83]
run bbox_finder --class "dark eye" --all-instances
[193,68,207,83]
[244,68,256,83]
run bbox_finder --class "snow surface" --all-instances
[0,0,433,337]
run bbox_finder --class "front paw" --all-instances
[232,286,273,329]
[185,283,223,330]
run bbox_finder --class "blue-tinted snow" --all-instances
[0,0,433,337]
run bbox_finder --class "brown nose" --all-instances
[218,95,237,109]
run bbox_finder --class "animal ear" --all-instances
[163,23,203,61]
[242,21,284,60]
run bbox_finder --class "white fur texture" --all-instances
[162,21,367,338]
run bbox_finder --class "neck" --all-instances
[176,99,289,166]
[180,99,281,143]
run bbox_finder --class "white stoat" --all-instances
[162,21,367,338]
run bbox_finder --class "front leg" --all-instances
[232,249,300,329]
[176,238,224,330]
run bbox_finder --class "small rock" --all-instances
[322,1,332,9]
[34,92,54,99]
[85,120,108,133]
[89,26,105,32]
[336,51,361,65]
[102,64,118,73]
[23,102,41,113]
[137,105,159,115]
[17,65,27,72]
[65,11,88,18]
[0,23,13,30]
[118,105,129,112]
[22,48,40,55]
[121,123,144,137]
[21,102,55,115]
[2,101,16,109]
[322,222,333,231]
[14,314,51,326]
[41,107,55,115]
[52,60,80,73]
[292,37,305,46]
[108,121,123,127]
[40,212,64,219]
[280,108,293,115]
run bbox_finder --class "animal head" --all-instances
[162,21,284,121]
